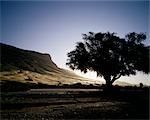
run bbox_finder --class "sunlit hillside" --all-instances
[0,43,102,85]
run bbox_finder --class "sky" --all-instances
[1,0,150,85]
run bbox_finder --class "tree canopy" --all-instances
[66,32,149,87]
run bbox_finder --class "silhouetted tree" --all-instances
[66,32,149,88]
[139,83,143,88]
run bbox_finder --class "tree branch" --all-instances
[111,74,122,83]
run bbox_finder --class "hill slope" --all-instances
[0,43,102,87]
[1,43,61,73]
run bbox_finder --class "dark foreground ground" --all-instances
[0,87,149,120]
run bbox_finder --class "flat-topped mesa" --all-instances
[0,43,59,73]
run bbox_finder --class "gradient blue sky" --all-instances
[1,1,150,85]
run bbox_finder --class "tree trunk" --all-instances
[104,75,112,87]
[104,75,113,90]
[106,80,112,88]
[103,80,112,93]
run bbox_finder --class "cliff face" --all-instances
[0,43,60,73]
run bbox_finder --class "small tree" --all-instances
[139,83,143,88]
[66,32,149,88]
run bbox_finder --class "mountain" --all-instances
[1,43,61,73]
[0,43,131,91]
[0,43,102,87]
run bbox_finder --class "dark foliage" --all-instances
[66,32,149,87]
[0,80,31,92]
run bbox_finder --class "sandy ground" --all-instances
[1,88,148,120]
[1,98,129,119]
